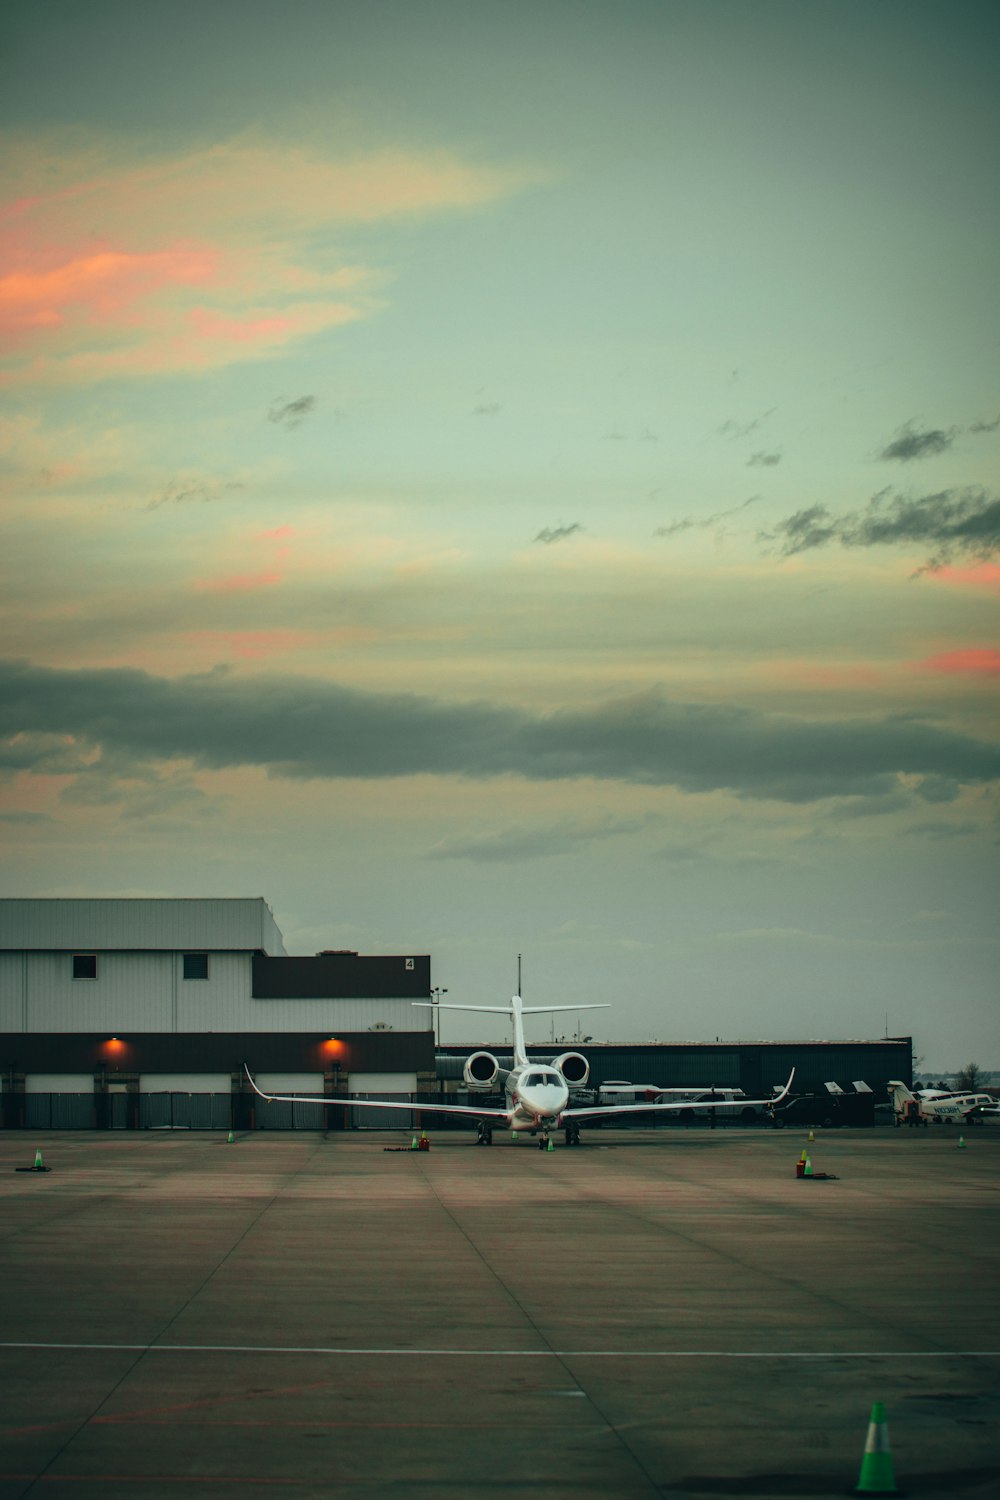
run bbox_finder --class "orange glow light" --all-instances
[320,1037,345,1060]
[101,1037,127,1058]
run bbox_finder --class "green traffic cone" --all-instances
[957,1135,966,1149]
[853,1401,899,1495]
[34,1148,43,1170]
[546,1137,554,1152]
[227,1131,235,1144]
[411,1136,418,1150]
[803,1155,813,1176]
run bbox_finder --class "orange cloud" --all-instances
[759,660,884,690]
[0,244,219,344]
[929,562,1000,596]
[0,132,537,384]
[187,307,295,343]
[184,629,318,660]
[193,569,284,594]
[917,648,1000,678]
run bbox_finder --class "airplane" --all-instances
[244,993,794,1149]
[888,1080,996,1127]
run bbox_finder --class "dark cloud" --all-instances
[969,413,1000,434]
[748,451,781,468]
[766,487,1000,567]
[1,659,997,807]
[655,495,760,539]
[267,395,316,428]
[879,423,957,462]
[146,479,244,511]
[534,523,583,545]
[718,408,776,440]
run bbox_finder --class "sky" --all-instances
[1,0,997,1069]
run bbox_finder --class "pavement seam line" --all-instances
[413,1160,665,1498]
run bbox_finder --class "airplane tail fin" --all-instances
[414,995,609,1070]
[887,1079,915,1105]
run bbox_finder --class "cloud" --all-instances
[879,423,957,462]
[426,814,648,863]
[268,395,315,428]
[969,413,1000,434]
[192,570,283,595]
[146,477,245,511]
[930,562,1000,595]
[748,451,781,467]
[534,523,583,545]
[917,648,1000,678]
[0,245,219,346]
[718,408,776,440]
[2,658,997,806]
[0,133,537,383]
[656,495,760,539]
[766,487,1000,568]
[473,402,501,416]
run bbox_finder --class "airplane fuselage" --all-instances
[504,1063,569,1133]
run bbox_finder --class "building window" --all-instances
[73,954,98,980]
[183,952,209,980]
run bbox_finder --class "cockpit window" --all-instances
[526,1072,555,1087]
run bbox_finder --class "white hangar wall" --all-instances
[0,899,431,1036]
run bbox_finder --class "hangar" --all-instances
[0,898,911,1130]
[0,898,435,1130]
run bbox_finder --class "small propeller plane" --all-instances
[888,1080,995,1127]
[244,993,794,1148]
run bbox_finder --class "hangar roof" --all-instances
[0,898,287,955]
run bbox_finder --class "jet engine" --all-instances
[463,1051,501,1089]
[552,1051,590,1088]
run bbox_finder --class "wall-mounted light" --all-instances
[320,1037,345,1060]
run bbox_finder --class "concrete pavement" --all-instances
[0,1126,997,1497]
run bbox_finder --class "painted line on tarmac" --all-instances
[2,1341,998,1358]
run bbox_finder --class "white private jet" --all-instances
[244,994,794,1148]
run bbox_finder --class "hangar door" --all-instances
[349,1072,418,1129]
[254,1073,326,1130]
[140,1073,232,1130]
[24,1074,94,1129]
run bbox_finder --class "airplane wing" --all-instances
[243,1065,511,1120]
[561,1069,795,1122]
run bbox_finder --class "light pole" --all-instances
[430,986,448,1048]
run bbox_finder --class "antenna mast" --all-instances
[517,953,522,996]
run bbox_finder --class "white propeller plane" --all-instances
[244,994,794,1149]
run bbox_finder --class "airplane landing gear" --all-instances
[564,1123,581,1147]
[476,1122,493,1146]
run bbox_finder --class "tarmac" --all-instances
[0,1124,997,1499]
